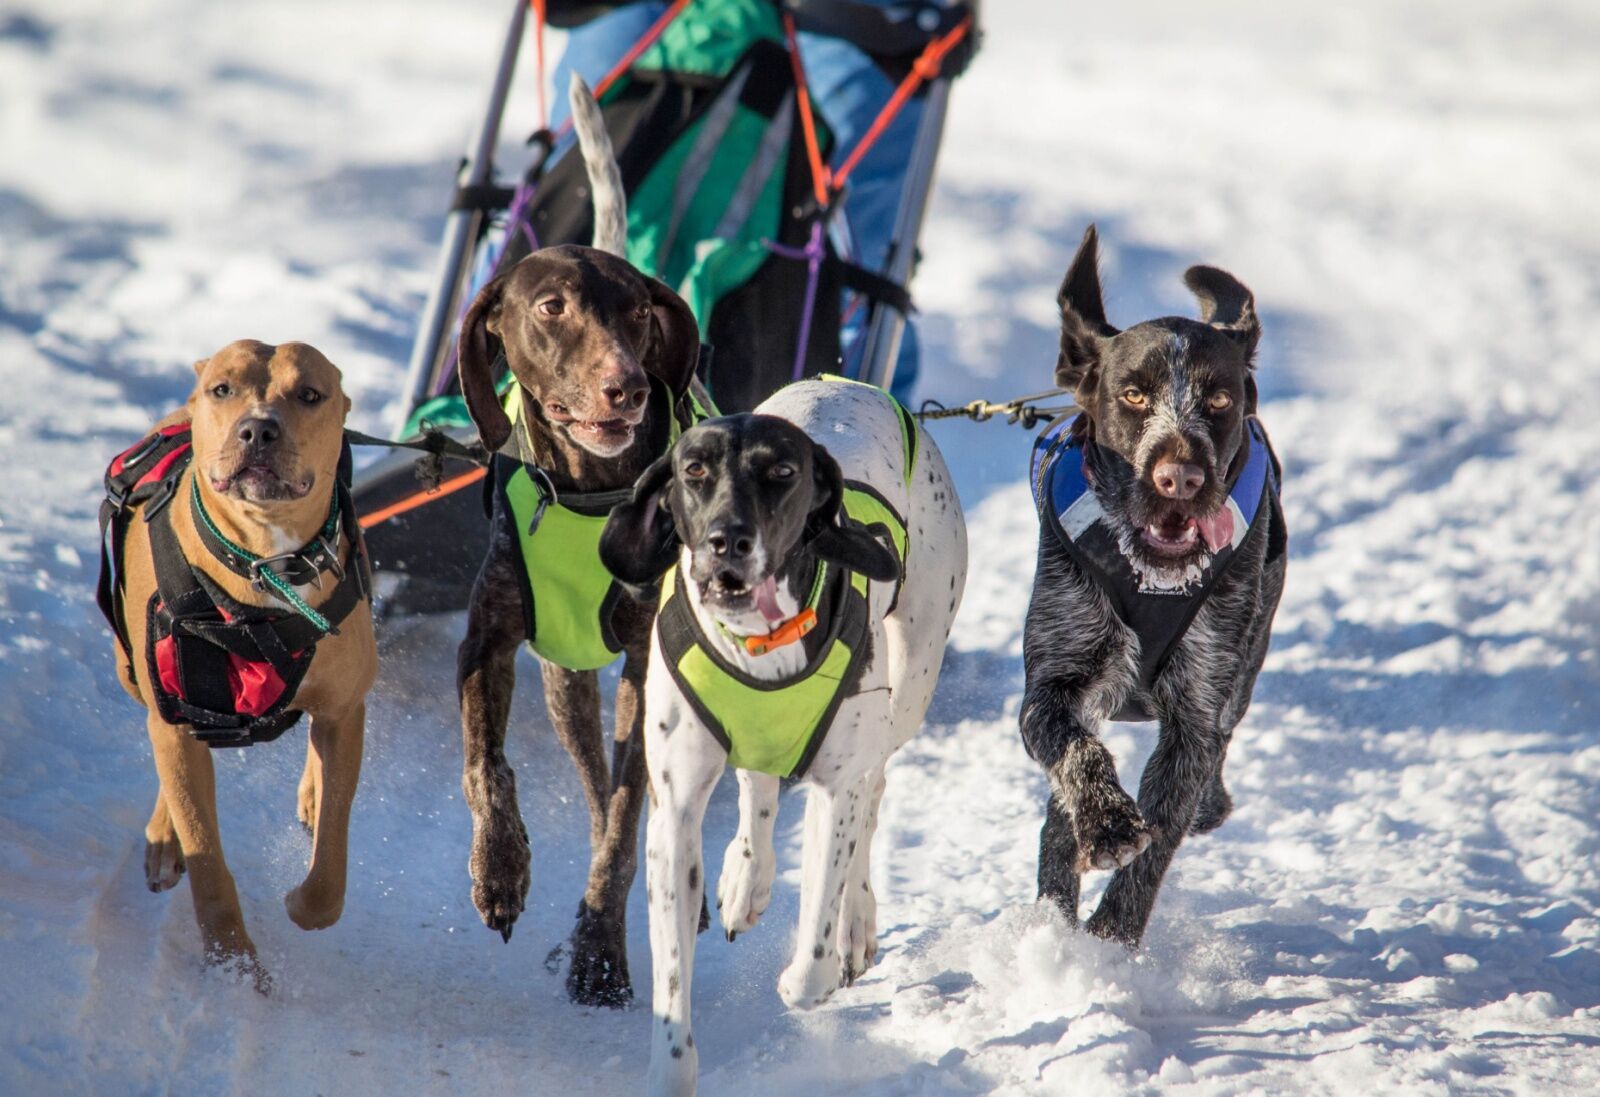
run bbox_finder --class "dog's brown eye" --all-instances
[683,461,707,479]
[634,303,650,321]
[210,382,231,399]
[769,463,796,481]
[538,298,565,317]
[1121,387,1147,408]
[299,387,322,405]
[1208,391,1233,411]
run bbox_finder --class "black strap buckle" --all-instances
[526,466,557,536]
[139,476,181,523]
[248,550,309,592]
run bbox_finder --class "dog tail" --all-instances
[568,72,627,259]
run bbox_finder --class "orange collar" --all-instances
[743,608,818,656]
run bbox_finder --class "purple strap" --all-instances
[765,220,825,381]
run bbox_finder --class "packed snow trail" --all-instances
[3,1,1598,1094]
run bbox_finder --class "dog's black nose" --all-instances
[235,417,280,447]
[600,370,650,411]
[707,526,755,559]
[1152,460,1205,500]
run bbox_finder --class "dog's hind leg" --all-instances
[837,765,886,984]
[285,701,364,931]
[143,787,185,892]
[146,712,265,989]
[717,768,778,941]
[645,705,723,1097]
[458,530,532,943]
[296,742,317,832]
[777,771,872,1009]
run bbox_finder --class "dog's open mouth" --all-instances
[1141,508,1233,557]
[700,573,786,624]
[545,402,641,444]
[211,464,312,501]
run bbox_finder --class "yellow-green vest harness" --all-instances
[497,383,703,670]
[653,380,918,778]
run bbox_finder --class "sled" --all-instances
[355,0,978,615]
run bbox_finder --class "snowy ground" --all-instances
[3,0,1598,1093]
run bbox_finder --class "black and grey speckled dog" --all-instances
[1021,225,1287,946]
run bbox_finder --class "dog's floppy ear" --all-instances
[804,446,900,583]
[644,276,701,397]
[1056,224,1119,398]
[600,452,682,585]
[458,273,513,453]
[1184,264,1260,362]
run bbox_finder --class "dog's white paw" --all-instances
[778,948,842,1009]
[716,833,774,941]
[646,1044,698,1097]
[837,878,879,984]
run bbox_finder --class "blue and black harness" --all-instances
[1030,416,1285,721]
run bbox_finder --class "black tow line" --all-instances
[913,388,1078,430]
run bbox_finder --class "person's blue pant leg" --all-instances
[795,30,923,399]
[553,3,925,400]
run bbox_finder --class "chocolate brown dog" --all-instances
[454,248,700,1006]
[99,339,375,987]
[450,75,703,1007]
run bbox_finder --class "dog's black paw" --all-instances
[469,812,531,940]
[566,901,632,1008]
[1190,773,1233,835]
[1083,905,1143,950]
[1072,793,1153,873]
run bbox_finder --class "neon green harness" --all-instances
[497,384,703,670]
[653,380,918,777]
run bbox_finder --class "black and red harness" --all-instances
[96,425,369,747]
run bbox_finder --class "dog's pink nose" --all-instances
[1152,460,1205,500]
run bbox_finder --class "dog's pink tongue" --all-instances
[1197,509,1234,553]
[753,577,785,625]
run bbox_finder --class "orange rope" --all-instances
[531,0,548,129]
[595,0,693,100]
[782,12,832,208]
[833,15,972,190]
[546,0,693,141]
[357,466,488,530]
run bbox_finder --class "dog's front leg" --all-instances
[1021,679,1152,921]
[645,707,723,1097]
[1085,713,1221,947]
[777,772,870,1009]
[717,768,779,940]
[146,712,266,989]
[285,700,364,931]
[458,535,532,942]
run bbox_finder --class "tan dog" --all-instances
[100,339,376,987]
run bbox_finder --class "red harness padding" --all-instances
[153,603,293,718]
[97,424,367,747]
